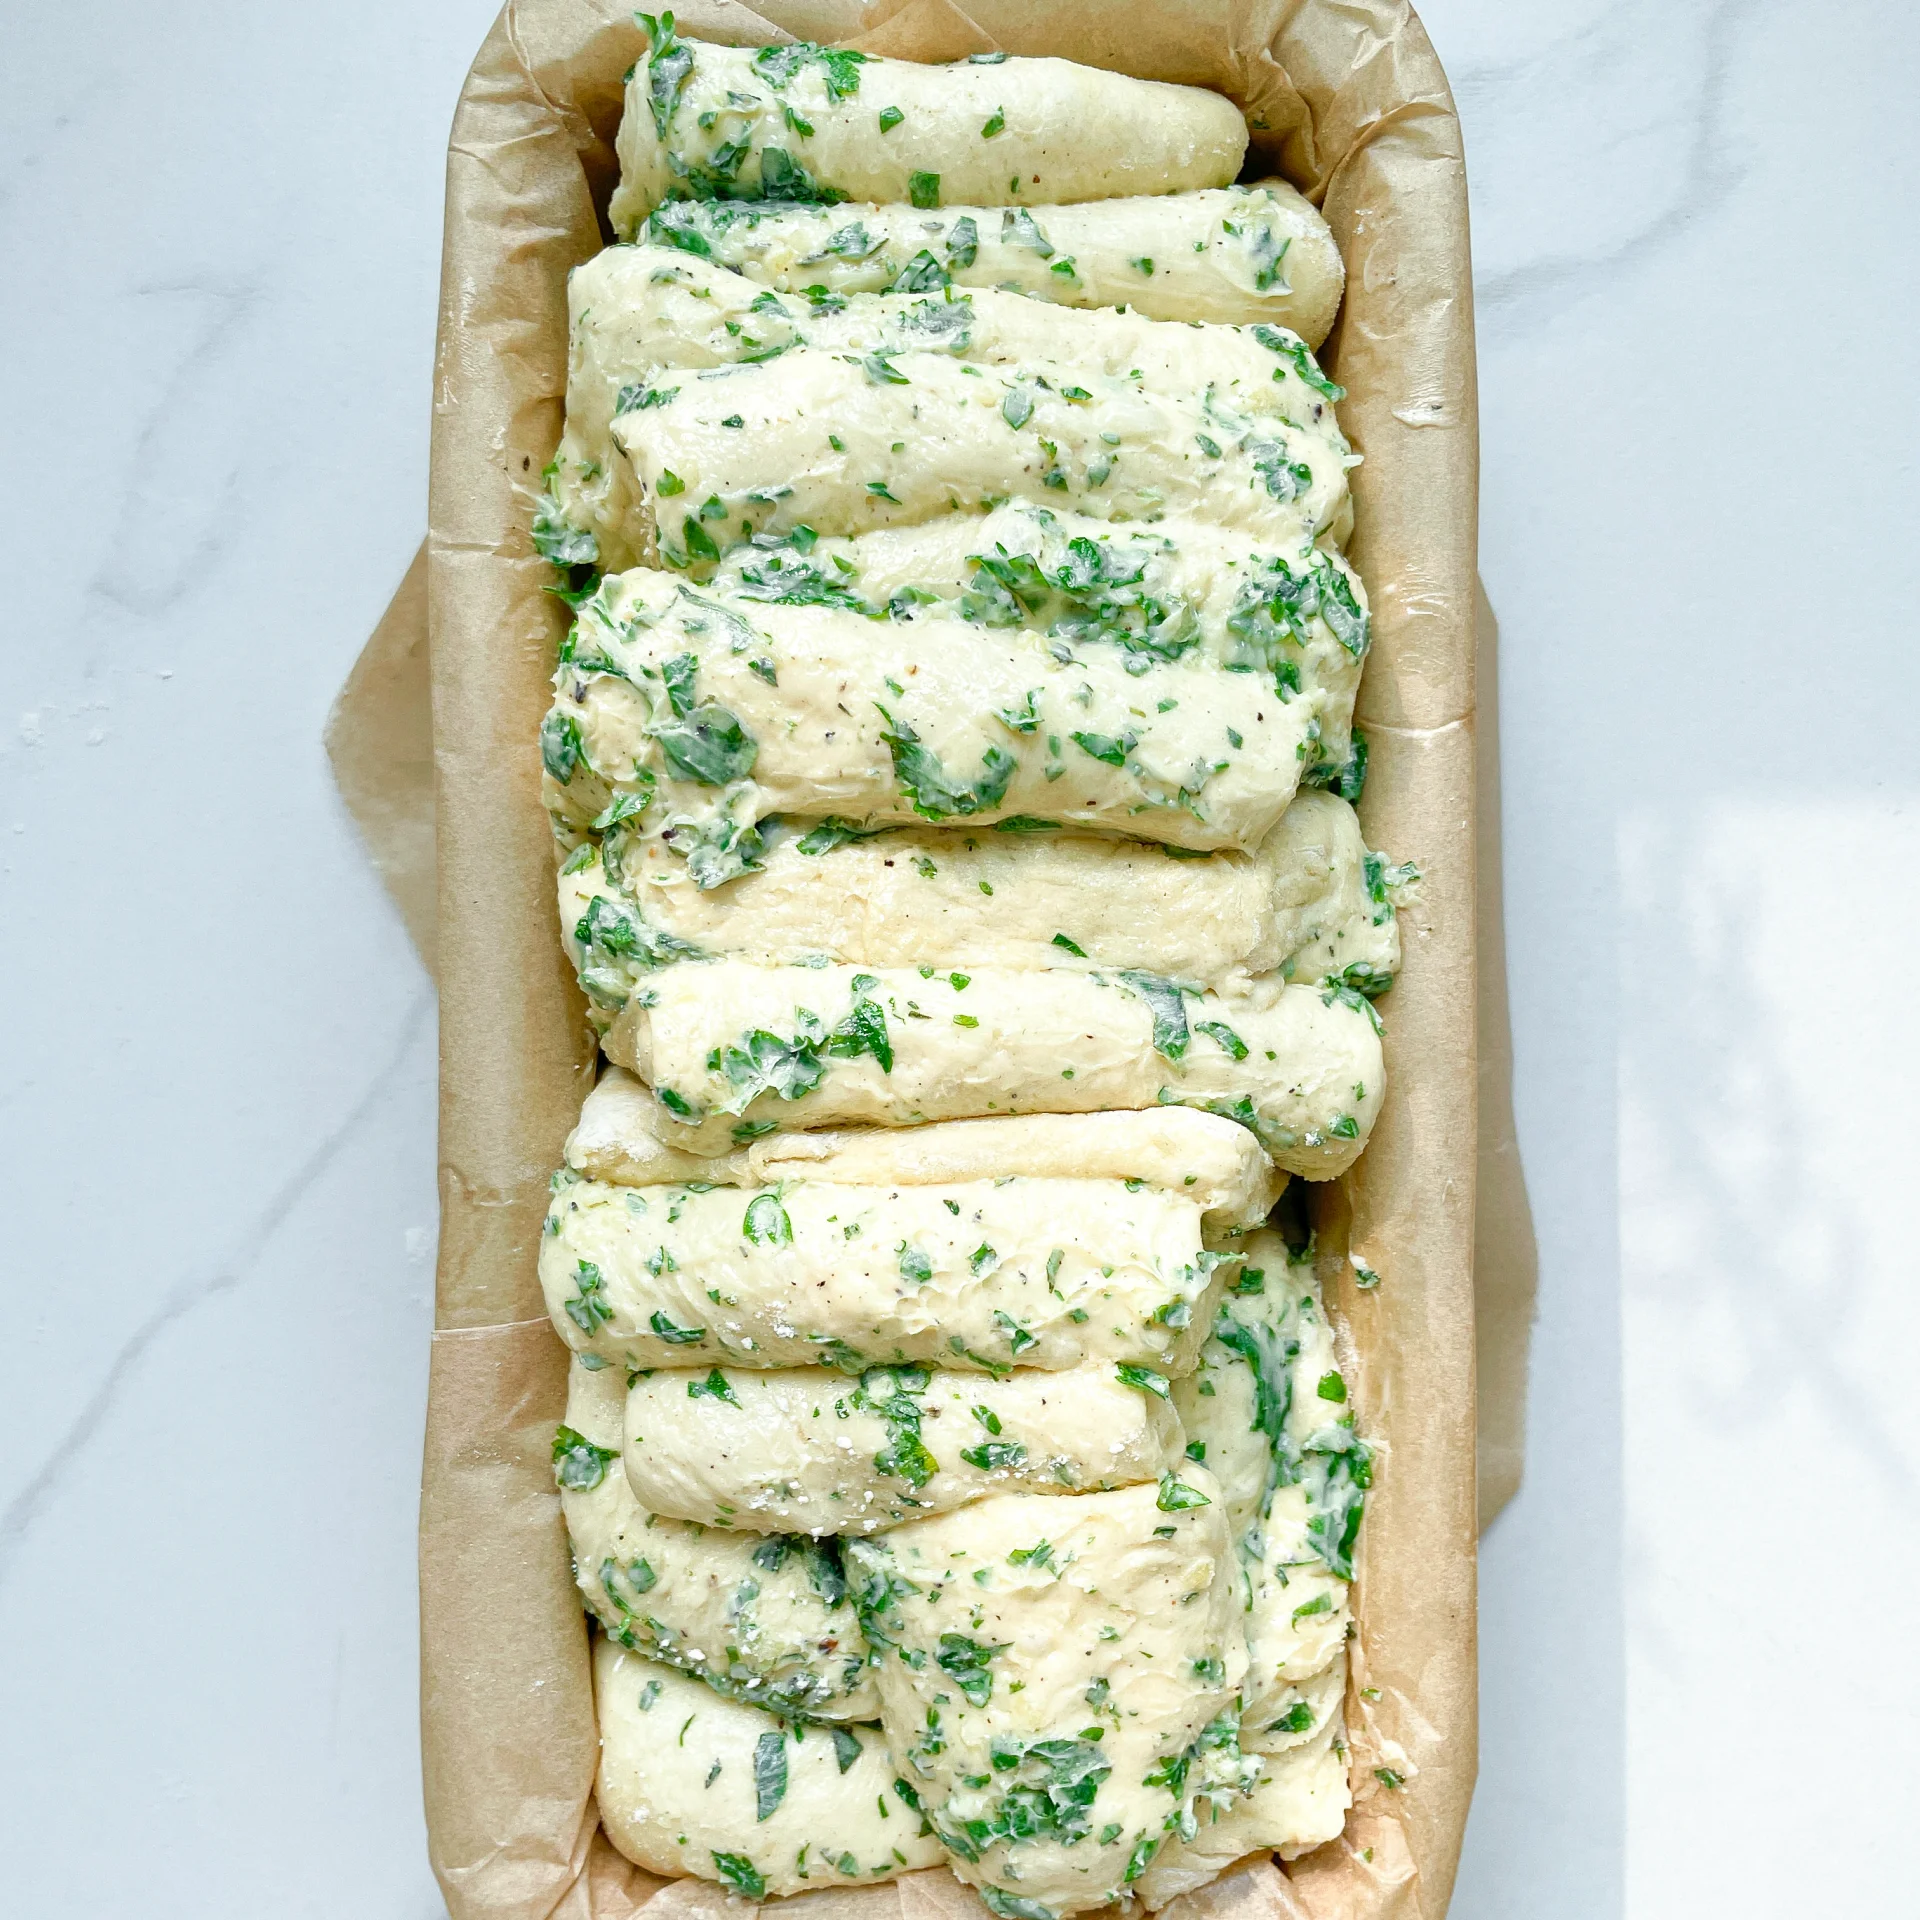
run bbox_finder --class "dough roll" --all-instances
[634,182,1345,343]
[556,1360,879,1720]
[1172,1231,1363,1750]
[544,567,1325,860]
[553,246,1347,570]
[623,1362,1184,1534]
[710,506,1368,766]
[609,33,1246,234]
[1130,1722,1351,1907]
[542,1165,1239,1375]
[565,1076,1287,1230]
[593,1643,943,1894]
[607,959,1384,1178]
[603,348,1352,571]
[845,1477,1260,1915]
[560,788,1403,1023]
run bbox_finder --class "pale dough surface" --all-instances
[624,182,1345,341]
[610,44,1246,234]
[557,246,1346,568]
[559,1360,880,1719]
[565,1080,1285,1228]
[609,959,1384,1176]
[558,788,1399,1022]
[592,1642,942,1895]
[545,566,1330,858]
[607,347,1352,569]
[543,1169,1233,1374]
[846,1476,1258,1915]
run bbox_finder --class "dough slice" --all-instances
[1172,1231,1366,1746]
[556,1360,878,1719]
[610,33,1246,234]
[593,1642,942,1894]
[544,567,1325,860]
[846,1475,1261,1916]
[559,788,1402,1023]
[622,1362,1184,1534]
[1130,1721,1352,1907]
[632,182,1344,343]
[567,1073,1285,1229]
[709,505,1367,767]
[606,348,1351,567]
[542,1167,1238,1374]
[608,959,1384,1178]
[554,247,1346,569]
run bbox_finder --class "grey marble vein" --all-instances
[0,986,435,1589]
[1457,0,1768,336]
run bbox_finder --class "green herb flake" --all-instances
[753,1728,788,1821]
[743,1192,792,1245]
[1155,1473,1211,1512]
[710,1852,767,1899]
[648,1308,706,1346]
[689,1368,741,1406]
[935,1631,1008,1706]
[551,1424,617,1491]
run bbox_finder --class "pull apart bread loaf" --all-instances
[539,27,1396,1912]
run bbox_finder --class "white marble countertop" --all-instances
[4,3,1917,1914]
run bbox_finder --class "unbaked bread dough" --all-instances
[610,36,1246,234]
[543,566,1334,860]
[625,181,1345,342]
[555,245,1347,568]
[592,1641,942,1894]
[565,1080,1286,1229]
[845,1476,1261,1914]
[542,1166,1238,1375]
[556,1360,879,1719]
[558,788,1401,1027]
[604,347,1352,570]
[622,1361,1184,1533]
[607,958,1384,1176]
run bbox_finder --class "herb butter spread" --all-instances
[624,181,1345,342]
[559,1359,880,1719]
[605,346,1352,568]
[592,1641,943,1894]
[1173,1231,1365,1737]
[624,1361,1185,1533]
[541,30,1396,1905]
[609,958,1383,1177]
[610,33,1247,236]
[846,1477,1259,1913]
[542,1170,1238,1375]
[543,566,1332,860]
[1130,1721,1351,1904]
[555,245,1347,568]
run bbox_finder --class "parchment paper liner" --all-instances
[338,4,1502,1913]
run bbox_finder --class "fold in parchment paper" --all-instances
[400,3,1484,1916]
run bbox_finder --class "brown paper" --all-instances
[407,3,1489,1916]
[1470,588,1536,1527]
[325,540,438,973]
